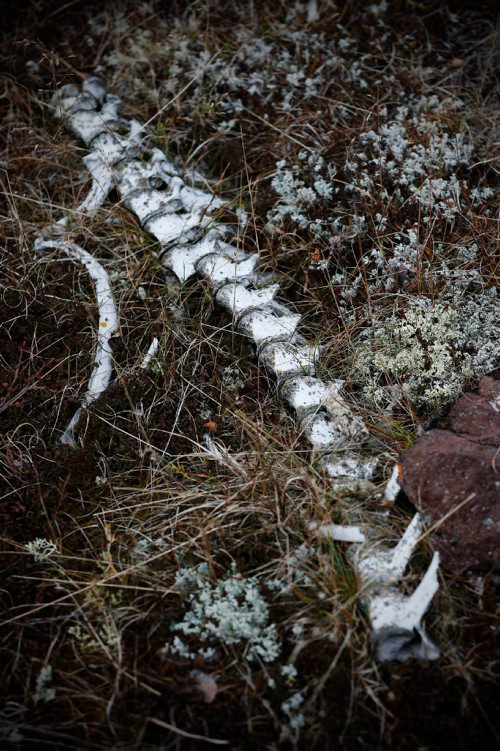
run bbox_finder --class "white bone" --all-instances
[216,283,280,315]
[140,338,159,370]
[260,340,320,379]
[384,463,402,502]
[301,412,342,450]
[280,376,345,413]
[309,522,366,543]
[145,211,209,245]
[321,387,368,443]
[356,515,441,661]
[357,513,423,584]
[49,79,441,661]
[89,123,144,166]
[35,238,118,445]
[237,307,301,345]
[162,232,224,281]
[123,189,180,222]
[322,456,378,484]
[280,376,367,443]
[369,552,440,661]
[196,251,260,287]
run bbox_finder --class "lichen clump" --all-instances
[164,564,281,663]
[354,291,499,408]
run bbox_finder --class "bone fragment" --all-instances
[140,338,159,370]
[356,514,440,661]
[368,552,440,662]
[280,376,344,415]
[384,463,402,502]
[260,341,320,380]
[322,456,378,485]
[301,412,348,450]
[309,522,366,543]
[238,306,302,346]
[162,232,224,282]
[196,251,260,287]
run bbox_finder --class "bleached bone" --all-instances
[367,557,440,662]
[196,250,260,287]
[35,81,145,441]
[280,376,368,446]
[71,153,114,218]
[216,282,281,316]
[301,411,354,450]
[356,513,440,661]
[259,340,321,380]
[140,338,159,370]
[162,232,226,282]
[238,306,302,346]
[384,463,402,503]
[280,376,344,415]
[358,513,424,584]
[322,456,378,485]
[35,238,118,446]
[47,78,441,660]
[309,522,366,543]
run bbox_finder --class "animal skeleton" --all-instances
[39,77,440,662]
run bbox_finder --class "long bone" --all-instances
[34,238,118,446]
[48,78,440,661]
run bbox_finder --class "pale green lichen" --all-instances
[68,623,121,655]
[164,563,281,663]
[26,538,58,563]
[354,290,499,408]
[33,665,56,704]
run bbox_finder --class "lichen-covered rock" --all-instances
[400,378,500,574]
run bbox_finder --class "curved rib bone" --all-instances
[35,238,118,446]
[48,78,441,660]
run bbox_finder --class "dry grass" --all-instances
[1,1,498,749]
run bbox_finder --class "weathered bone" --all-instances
[309,522,366,543]
[322,455,378,485]
[140,338,160,371]
[356,513,440,661]
[259,340,321,380]
[238,306,302,346]
[35,237,118,445]
[196,250,261,287]
[44,78,441,661]
[216,282,281,316]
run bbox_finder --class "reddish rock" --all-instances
[448,390,500,447]
[400,378,500,575]
[478,376,500,402]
